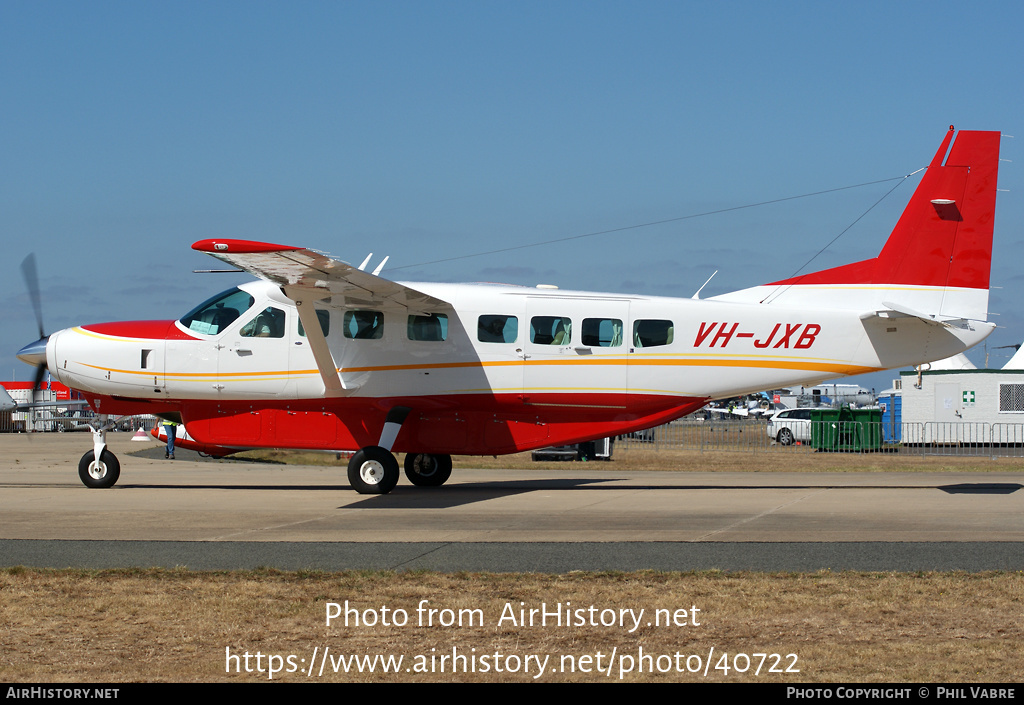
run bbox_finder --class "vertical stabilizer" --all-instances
[718,127,1001,321]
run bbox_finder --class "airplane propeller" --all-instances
[17,253,50,397]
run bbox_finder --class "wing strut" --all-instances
[285,287,347,396]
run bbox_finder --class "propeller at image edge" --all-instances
[16,253,50,397]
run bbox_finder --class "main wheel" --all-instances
[404,453,453,487]
[78,449,121,488]
[777,428,794,446]
[347,446,400,494]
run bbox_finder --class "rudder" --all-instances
[761,127,1001,320]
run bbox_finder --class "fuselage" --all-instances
[42,278,992,455]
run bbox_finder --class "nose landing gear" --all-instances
[77,414,126,488]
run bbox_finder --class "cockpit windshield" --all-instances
[179,287,256,336]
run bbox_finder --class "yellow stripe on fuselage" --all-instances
[76,354,879,381]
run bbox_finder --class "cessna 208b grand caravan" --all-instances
[17,127,1002,494]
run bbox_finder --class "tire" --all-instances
[404,453,453,487]
[78,449,120,488]
[777,428,795,446]
[347,446,399,494]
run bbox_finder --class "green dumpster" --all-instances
[809,406,882,451]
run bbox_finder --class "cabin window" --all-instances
[343,310,383,339]
[179,287,255,336]
[582,318,623,347]
[633,319,674,348]
[407,313,448,342]
[999,384,1024,413]
[478,315,518,343]
[240,307,286,338]
[531,316,571,345]
[298,309,331,338]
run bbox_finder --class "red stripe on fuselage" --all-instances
[80,321,198,340]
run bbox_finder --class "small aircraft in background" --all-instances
[1,384,46,413]
[0,382,91,432]
[0,383,89,413]
[17,127,1003,493]
[704,393,777,419]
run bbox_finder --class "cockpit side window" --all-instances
[240,307,286,338]
[179,287,256,336]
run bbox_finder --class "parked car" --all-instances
[766,408,814,445]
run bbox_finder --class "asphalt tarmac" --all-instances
[3,434,1023,572]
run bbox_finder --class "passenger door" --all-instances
[523,297,629,404]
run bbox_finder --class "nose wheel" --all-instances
[78,449,120,488]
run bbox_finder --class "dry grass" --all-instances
[1,568,1021,683]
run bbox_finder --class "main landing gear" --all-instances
[404,453,453,487]
[346,449,453,494]
[347,446,400,494]
[345,406,453,494]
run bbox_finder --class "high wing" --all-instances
[191,239,453,396]
[191,239,452,314]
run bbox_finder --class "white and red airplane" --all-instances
[17,127,1002,493]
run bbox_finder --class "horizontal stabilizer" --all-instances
[861,301,972,329]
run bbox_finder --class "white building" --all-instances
[899,352,1024,443]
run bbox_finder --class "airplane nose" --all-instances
[16,336,49,368]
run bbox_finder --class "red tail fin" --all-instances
[771,127,1001,291]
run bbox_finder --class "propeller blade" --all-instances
[20,253,45,340]
[19,253,50,395]
[32,362,47,397]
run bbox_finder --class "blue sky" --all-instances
[2,1,1022,393]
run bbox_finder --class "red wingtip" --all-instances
[192,239,302,253]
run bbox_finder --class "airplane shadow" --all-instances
[938,483,1023,495]
[345,480,1024,508]
[108,480,1022,510]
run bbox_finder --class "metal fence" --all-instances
[617,418,1024,457]
[0,411,157,434]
